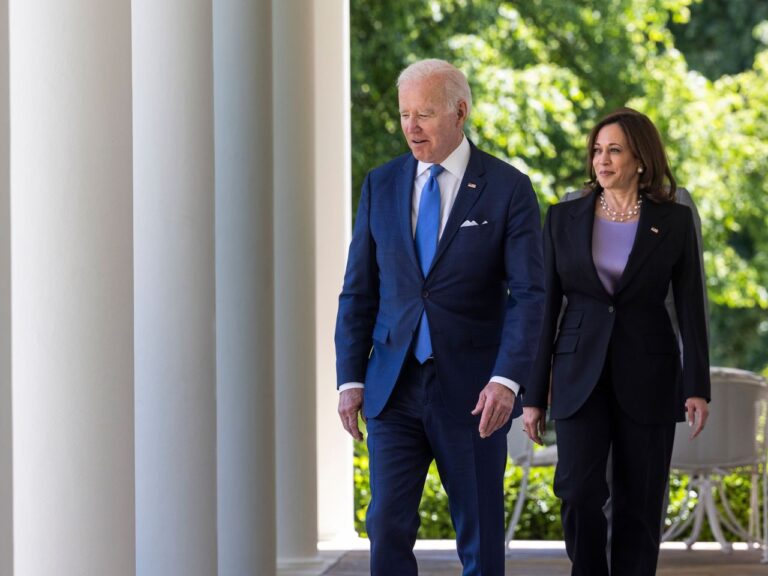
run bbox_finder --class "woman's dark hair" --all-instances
[585,107,676,203]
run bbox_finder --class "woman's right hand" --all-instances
[522,406,547,446]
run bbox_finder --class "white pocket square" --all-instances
[460,219,489,227]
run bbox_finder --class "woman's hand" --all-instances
[685,396,709,439]
[522,406,547,446]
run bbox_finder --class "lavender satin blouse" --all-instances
[592,217,639,295]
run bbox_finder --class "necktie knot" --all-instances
[430,164,445,179]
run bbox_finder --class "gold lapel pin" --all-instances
[650,226,659,234]
[467,182,477,189]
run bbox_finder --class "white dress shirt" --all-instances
[340,135,519,396]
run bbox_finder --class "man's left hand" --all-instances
[471,381,515,438]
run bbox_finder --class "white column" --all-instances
[273,1,323,571]
[0,1,11,572]
[313,0,357,544]
[9,1,135,575]
[133,2,217,575]
[214,1,276,575]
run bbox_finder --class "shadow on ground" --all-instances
[323,546,768,575]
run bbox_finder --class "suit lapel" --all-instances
[565,192,612,298]
[396,155,421,275]
[615,199,672,294]
[429,144,487,274]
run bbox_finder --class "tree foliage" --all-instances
[350,0,768,540]
[351,0,768,375]
[671,0,768,80]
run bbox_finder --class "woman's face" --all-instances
[592,123,641,194]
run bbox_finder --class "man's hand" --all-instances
[685,396,709,440]
[338,388,365,441]
[471,381,515,438]
[522,406,546,446]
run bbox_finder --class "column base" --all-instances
[277,552,340,576]
[318,529,361,546]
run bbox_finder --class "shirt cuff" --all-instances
[339,382,365,392]
[491,376,520,397]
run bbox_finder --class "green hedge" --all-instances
[354,438,763,542]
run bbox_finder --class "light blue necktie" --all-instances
[413,164,444,363]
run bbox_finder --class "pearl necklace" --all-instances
[599,192,642,222]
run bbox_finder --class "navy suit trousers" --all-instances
[366,356,508,576]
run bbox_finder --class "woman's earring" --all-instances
[637,166,645,173]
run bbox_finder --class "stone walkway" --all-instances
[321,543,768,575]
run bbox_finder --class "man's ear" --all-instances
[456,100,468,122]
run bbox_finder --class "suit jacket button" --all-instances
[422,290,429,298]
[608,305,615,313]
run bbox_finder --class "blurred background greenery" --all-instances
[349,0,768,540]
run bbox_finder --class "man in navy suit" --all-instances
[335,59,545,575]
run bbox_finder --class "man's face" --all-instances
[398,76,466,164]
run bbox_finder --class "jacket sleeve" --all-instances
[334,173,380,386]
[672,188,709,335]
[491,174,546,392]
[523,206,563,409]
[671,207,711,401]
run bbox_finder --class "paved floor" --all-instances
[322,544,768,575]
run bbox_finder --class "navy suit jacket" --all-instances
[524,191,710,424]
[335,142,545,422]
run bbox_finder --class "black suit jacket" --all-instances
[523,191,710,424]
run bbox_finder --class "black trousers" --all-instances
[554,362,676,576]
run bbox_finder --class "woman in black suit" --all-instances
[522,107,710,576]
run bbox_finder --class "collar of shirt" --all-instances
[415,135,471,181]
[412,136,471,237]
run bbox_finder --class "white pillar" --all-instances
[0,1,11,572]
[214,1,276,575]
[9,1,135,574]
[273,1,323,571]
[133,2,217,574]
[313,0,357,544]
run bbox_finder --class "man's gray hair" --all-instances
[397,59,472,116]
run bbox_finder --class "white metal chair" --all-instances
[505,424,558,548]
[663,367,768,561]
